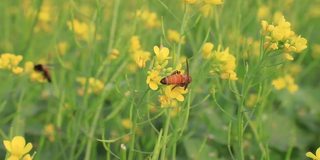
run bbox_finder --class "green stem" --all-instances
[160,111,171,160]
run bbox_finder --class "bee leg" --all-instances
[170,70,181,75]
[184,84,189,90]
[171,85,179,90]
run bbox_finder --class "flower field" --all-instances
[0,0,320,159]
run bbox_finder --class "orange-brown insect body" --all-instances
[34,64,52,83]
[160,60,192,90]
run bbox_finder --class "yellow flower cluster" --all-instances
[261,15,307,61]
[135,9,161,29]
[76,77,104,95]
[146,45,188,108]
[272,75,298,93]
[3,136,33,160]
[167,29,185,44]
[129,36,151,68]
[203,44,238,80]
[0,53,24,74]
[67,19,91,41]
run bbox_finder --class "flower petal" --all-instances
[306,152,317,159]
[8,155,20,160]
[12,136,26,155]
[153,46,159,55]
[176,94,184,102]
[3,140,12,152]
[316,147,320,158]
[22,143,33,155]
[23,154,32,160]
[149,82,158,90]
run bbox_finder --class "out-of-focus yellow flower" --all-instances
[57,41,69,56]
[146,70,161,90]
[3,136,33,160]
[204,0,224,5]
[164,86,188,102]
[136,9,161,29]
[212,47,238,80]
[130,36,141,52]
[67,19,91,41]
[167,29,185,44]
[272,75,298,93]
[202,42,214,59]
[306,147,320,160]
[108,49,120,60]
[184,0,197,4]
[246,94,258,108]
[257,5,270,20]
[284,53,294,61]
[129,36,150,68]
[76,77,104,95]
[0,53,24,74]
[24,61,48,83]
[154,46,171,66]
[121,119,133,129]
[44,123,55,142]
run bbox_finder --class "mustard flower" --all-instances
[135,9,161,29]
[44,123,55,142]
[108,49,120,60]
[76,77,104,95]
[167,29,185,44]
[202,42,214,59]
[67,19,91,41]
[154,46,171,66]
[164,85,188,102]
[146,70,161,90]
[24,61,48,83]
[130,36,142,52]
[257,5,270,20]
[121,119,133,129]
[0,53,24,74]
[133,50,150,68]
[306,147,320,160]
[212,47,238,80]
[3,136,33,160]
[272,75,298,93]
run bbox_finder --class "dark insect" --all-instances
[160,59,192,90]
[34,64,52,83]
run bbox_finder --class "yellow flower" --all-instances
[257,5,270,20]
[146,70,161,90]
[204,0,224,5]
[292,36,307,53]
[67,19,91,41]
[3,136,33,160]
[76,77,104,95]
[136,9,160,29]
[0,53,24,74]
[167,29,185,44]
[284,53,294,61]
[108,49,120,60]
[121,119,133,129]
[44,123,55,142]
[272,75,298,93]
[212,47,238,80]
[133,50,150,68]
[154,46,170,65]
[306,147,320,160]
[164,86,188,102]
[130,36,141,52]
[184,0,197,4]
[202,42,214,59]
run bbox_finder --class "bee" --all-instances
[160,59,192,90]
[34,64,52,83]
